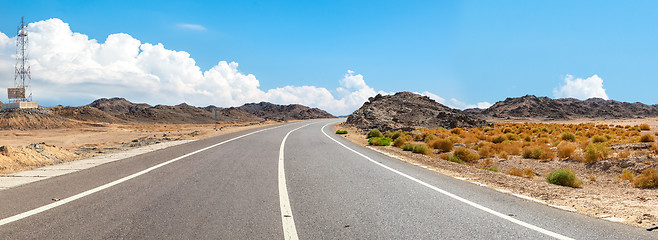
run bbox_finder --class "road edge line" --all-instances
[321,122,574,240]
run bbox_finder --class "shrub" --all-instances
[632,168,658,188]
[591,135,607,143]
[477,144,495,158]
[424,134,437,143]
[584,144,610,163]
[443,153,464,164]
[368,137,391,146]
[561,132,576,141]
[384,130,394,138]
[492,135,506,144]
[523,168,534,178]
[429,139,453,152]
[621,169,635,182]
[447,136,462,144]
[367,129,383,138]
[335,130,348,134]
[402,144,414,151]
[507,168,524,177]
[505,133,520,141]
[411,144,432,155]
[589,174,596,182]
[557,142,577,158]
[393,137,408,147]
[522,146,545,159]
[454,147,480,162]
[639,134,655,143]
[413,134,424,141]
[639,124,651,131]
[546,168,582,188]
[498,151,509,160]
[523,135,532,142]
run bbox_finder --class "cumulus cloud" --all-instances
[176,23,206,31]
[419,91,492,110]
[553,74,609,100]
[0,18,488,115]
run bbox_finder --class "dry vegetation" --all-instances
[364,122,658,189]
[341,120,658,229]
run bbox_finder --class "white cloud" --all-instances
[0,18,489,115]
[176,23,206,31]
[419,91,492,110]
[553,74,609,100]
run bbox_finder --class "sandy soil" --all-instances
[0,121,281,175]
[334,121,658,230]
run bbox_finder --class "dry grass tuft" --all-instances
[621,169,635,182]
[453,147,480,162]
[429,139,453,152]
[639,124,651,131]
[557,142,577,159]
[632,168,658,188]
[639,134,655,143]
[506,167,524,177]
[584,144,610,163]
[546,168,582,188]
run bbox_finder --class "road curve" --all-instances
[0,119,654,239]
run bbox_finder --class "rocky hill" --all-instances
[87,97,151,114]
[476,95,658,120]
[345,92,488,131]
[0,97,335,129]
[238,102,334,121]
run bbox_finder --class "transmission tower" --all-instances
[4,16,37,109]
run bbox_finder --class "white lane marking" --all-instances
[278,123,311,240]
[0,123,292,227]
[321,123,574,240]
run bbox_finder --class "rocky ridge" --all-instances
[473,95,658,120]
[238,102,335,121]
[346,92,488,131]
[0,98,335,129]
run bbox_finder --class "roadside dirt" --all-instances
[334,121,658,230]
[0,121,281,175]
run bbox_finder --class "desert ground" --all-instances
[335,118,658,229]
[0,121,281,175]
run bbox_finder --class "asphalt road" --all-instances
[0,119,654,239]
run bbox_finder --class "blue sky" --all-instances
[1,1,658,114]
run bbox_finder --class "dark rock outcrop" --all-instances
[238,102,334,121]
[87,97,151,114]
[345,92,488,131]
[477,95,658,120]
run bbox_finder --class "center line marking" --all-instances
[278,123,311,240]
[0,123,292,227]
[321,122,574,240]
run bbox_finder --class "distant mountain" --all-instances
[87,98,151,114]
[474,95,658,120]
[78,98,334,124]
[346,92,487,131]
[238,102,335,121]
